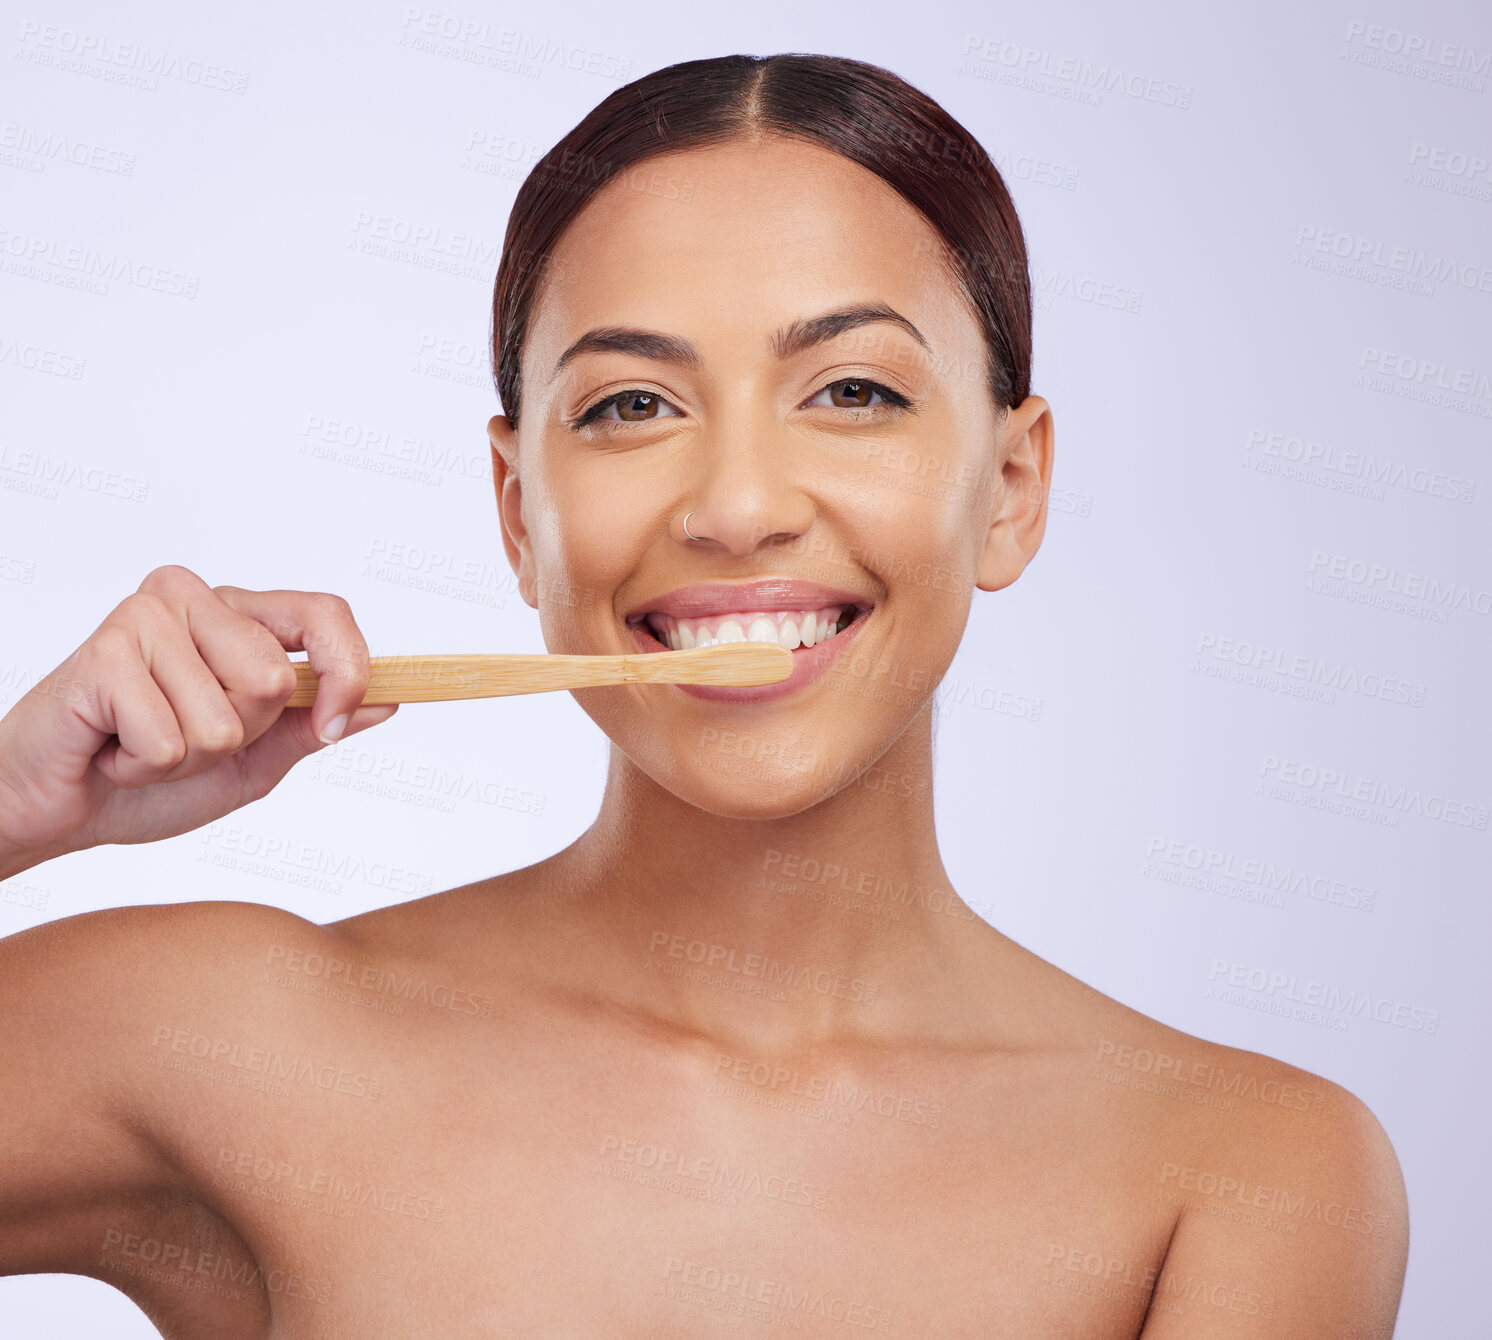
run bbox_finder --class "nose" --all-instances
[674,409,817,556]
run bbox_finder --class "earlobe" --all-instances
[974,395,1055,594]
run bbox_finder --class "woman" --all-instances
[0,53,1406,1337]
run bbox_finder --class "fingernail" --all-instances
[319,714,349,745]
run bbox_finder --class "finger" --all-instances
[130,608,252,784]
[211,585,373,745]
[132,566,301,752]
[86,636,191,791]
[167,583,300,753]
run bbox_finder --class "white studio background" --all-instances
[1,0,1487,1334]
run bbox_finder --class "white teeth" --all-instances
[748,616,781,647]
[644,605,853,652]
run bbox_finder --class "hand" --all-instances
[0,564,397,866]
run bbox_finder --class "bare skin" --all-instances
[0,136,1407,1338]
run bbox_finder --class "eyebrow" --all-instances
[550,303,930,379]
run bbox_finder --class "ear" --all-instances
[975,394,1055,593]
[488,415,538,610]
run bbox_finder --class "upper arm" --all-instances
[1138,1079,1408,1338]
[0,899,326,1277]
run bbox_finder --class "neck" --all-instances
[541,702,997,1054]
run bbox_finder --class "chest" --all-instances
[173,1021,1176,1337]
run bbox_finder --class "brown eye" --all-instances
[575,389,683,428]
[804,378,910,412]
[614,392,663,421]
[829,380,877,408]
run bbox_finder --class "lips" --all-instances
[622,578,877,702]
[624,579,875,624]
[626,607,870,702]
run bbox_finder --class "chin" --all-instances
[644,759,846,821]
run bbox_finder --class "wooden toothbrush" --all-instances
[282,641,795,707]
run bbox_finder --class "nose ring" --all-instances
[682,511,701,542]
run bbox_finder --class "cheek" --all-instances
[859,463,985,580]
[529,468,646,642]
[859,478,982,664]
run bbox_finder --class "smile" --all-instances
[621,579,877,701]
[639,605,860,652]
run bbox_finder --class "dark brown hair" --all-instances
[490,53,1032,429]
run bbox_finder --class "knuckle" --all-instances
[83,628,142,688]
[201,716,245,753]
[239,625,290,678]
[139,564,204,595]
[258,658,298,701]
[121,590,173,626]
[144,734,188,771]
[88,624,134,662]
[310,592,361,648]
[310,590,354,619]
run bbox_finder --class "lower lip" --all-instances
[626,610,872,703]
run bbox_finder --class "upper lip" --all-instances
[624,579,877,623]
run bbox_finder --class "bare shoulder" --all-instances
[0,896,364,1111]
[0,896,342,1031]
[1063,969,1406,1211]
[1053,974,1408,1335]
[0,898,348,1280]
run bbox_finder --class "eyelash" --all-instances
[567,378,914,431]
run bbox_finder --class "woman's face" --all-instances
[489,135,1052,819]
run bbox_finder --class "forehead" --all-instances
[524,136,974,375]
